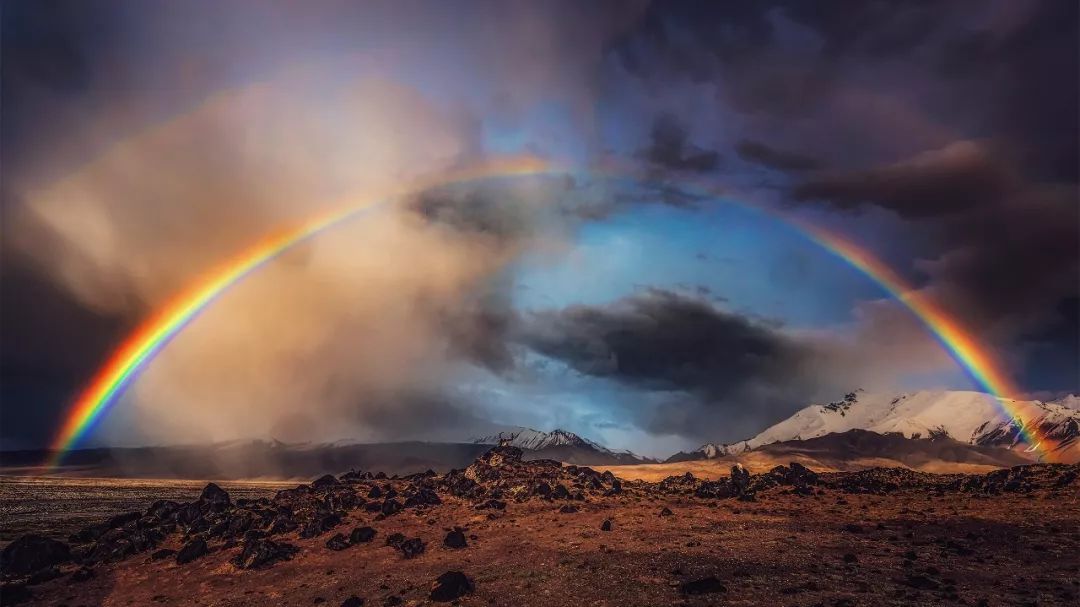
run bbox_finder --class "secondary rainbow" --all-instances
[47,163,1050,467]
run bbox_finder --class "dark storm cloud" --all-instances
[736,139,822,172]
[515,289,824,438]
[437,291,517,375]
[608,0,1079,392]
[518,289,807,393]
[0,261,132,448]
[639,114,720,174]
[792,141,1015,219]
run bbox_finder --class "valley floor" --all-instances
[3,452,1078,607]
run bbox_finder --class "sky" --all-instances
[1,0,1077,457]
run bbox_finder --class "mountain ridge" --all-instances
[470,427,654,465]
[667,389,1080,464]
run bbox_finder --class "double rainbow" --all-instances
[47,160,1051,466]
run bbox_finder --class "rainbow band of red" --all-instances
[47,161,1049,466]
[799,223,1053,456]
[46,157,551,467]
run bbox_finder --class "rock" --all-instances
[199,483,230,505]
[25,567,62,586]
[0,535,71,576]
[0,582,31,605]
[843,553,858,563]
[341,597,364,607]
[385,533,406,548]
[311,474,340,490]
[397,538,425,559]
[232,538,299,570]
[380,499,404,517]
[350,526,377,544]
[70,566,95,582]
[382,596,402,606]
[104,511,141,530]
[443,530,467,549]
[429,571,473,602]
[270,516,299,535]
[300,513,342,538]
[175,539,208,564]
[325,534,350,551]
[475,499,506,511]
[150,548,176,561]
[659,507,674,517]
[558,504,578,514]
[600,519,613,531]
[680,577,727,595]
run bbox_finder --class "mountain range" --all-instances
[4,390,1076,479]
[470,428,654,465]
[666,390,1079,464]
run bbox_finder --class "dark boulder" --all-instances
[385,533,406,548]
[325,534,351,551]
[558,504,578,514]
[199,483,231,506]
[659,507,674,517]
[269,516,299,535]
[0,535,71,576]
[70,566,95,582]
[150,548,176,561]
[443,530,467,549]
[0,582,31,605]
[311,474,340,490]
[25,567,62,586]
[232,538,299,570]
[175,539,208,564]
[380,499,404,517]
[429,571,473,602]
[680,577,727,595]
[600,519,613,531]
[104,512,141,530]
[300,513,342,539]
[397,538,425,559]
[403,489,441,508]
[350,527,377,544]
[340,596,364,607]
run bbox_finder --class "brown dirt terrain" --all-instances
[2,447,1078,607]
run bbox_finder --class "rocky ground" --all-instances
[1,446,1077,606]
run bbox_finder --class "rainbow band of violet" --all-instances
[46,158,1050,467]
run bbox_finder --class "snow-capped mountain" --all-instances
[668,390,1079,463]
[471,428,653,465]
[1051,394,1080,411]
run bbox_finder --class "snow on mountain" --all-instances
[471,428,651,463]
[670,390,1080,462]
[1051,394,1080,411]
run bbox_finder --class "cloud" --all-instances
[514,289,835,440]
[639,114,721,173]
[736,139,822,172]
[792,141,1015,218]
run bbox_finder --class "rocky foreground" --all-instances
[1,446,1077,606]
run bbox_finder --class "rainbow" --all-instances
[45,156,551,467]
[47,162,1052,467]
[798,223,1056,456]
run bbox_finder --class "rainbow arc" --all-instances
[47,159,1055,467]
